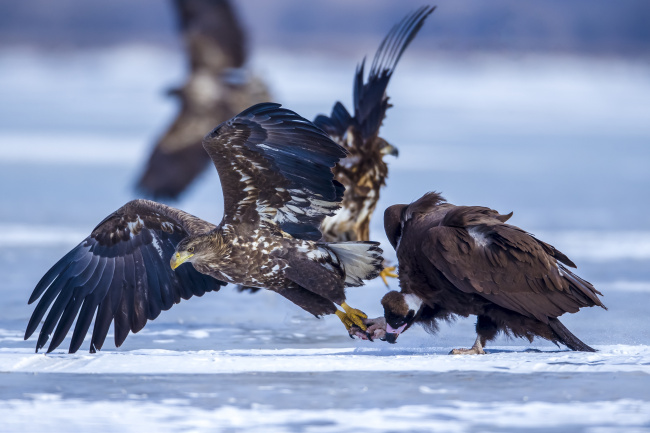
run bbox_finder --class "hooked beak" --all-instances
[384,322,408,344]
[170,251,193,270]
[379,139,399,158]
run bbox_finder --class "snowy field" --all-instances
[1,47,650,432]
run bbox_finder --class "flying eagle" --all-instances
[351,192,606,353]
[315,6,434,243]
[137,0,270,200]
[25,103,383,354]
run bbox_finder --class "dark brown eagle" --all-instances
[314,6,434,285]
[25,103,383,354]
[137,0,270,200]
[351,192,606,353]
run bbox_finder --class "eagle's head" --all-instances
[385,193,446,249]
[380,291,422,343]
[384,204,407,249]
[170,233,220,270]
[377,137,399,159]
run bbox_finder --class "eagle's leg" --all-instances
[379,266,398,287]
[449,335,486,355]
[335,310,355,331]
[336,302,368,331]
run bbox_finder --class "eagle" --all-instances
[351,192,606,353]
[25,103,383,354]
[314,6,434,285]
[137,0,270,200]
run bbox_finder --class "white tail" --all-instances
[325,241,383,287]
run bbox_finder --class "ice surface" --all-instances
[2,345,650,375]
[1,47,649,432]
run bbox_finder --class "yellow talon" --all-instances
[379,266,398,287]
[336,310,354,331]
[341,302,367,331]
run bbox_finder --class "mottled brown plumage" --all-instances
[358,192,606,352]
[137,0,270,199]
[26,103,383,354]
[315,6,434,242]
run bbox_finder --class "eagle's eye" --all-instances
[187,246,194,253]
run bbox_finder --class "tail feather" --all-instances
[549,318,595,352]
[325,241,383,287]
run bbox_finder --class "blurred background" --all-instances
[2,0,650,54]
[1,0,649,351]
[1,1,650,430]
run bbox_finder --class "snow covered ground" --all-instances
[1,47,649,432]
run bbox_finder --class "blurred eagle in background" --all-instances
[137,0,270,200]
[26,104,383,354]
[314,6,435,244]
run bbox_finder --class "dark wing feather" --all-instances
[419,209,604,323]
[315,6,434,143]
[203,102,347,240]
[313,102,353,142]
[356,5,434,140]
[25,199,226,354]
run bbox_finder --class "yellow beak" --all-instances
[170,252,194,270]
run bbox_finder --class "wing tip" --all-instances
[369,5,435,77]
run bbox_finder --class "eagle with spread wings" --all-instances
[315,7,433,242]
[137,0,270,200]
[25,103,383,354]
[314,6,434,284]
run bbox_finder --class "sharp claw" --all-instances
[350,314,367,331]
[349,328,372,341]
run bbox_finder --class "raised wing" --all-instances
[314,6,434,142]
[203,102,347,240]
[24,199,226,354]
[420,207,605,323]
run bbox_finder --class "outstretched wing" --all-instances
[419,206,605,323]
[314,6,434,142]
[203,102,347,240]
[25,199,226,354]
